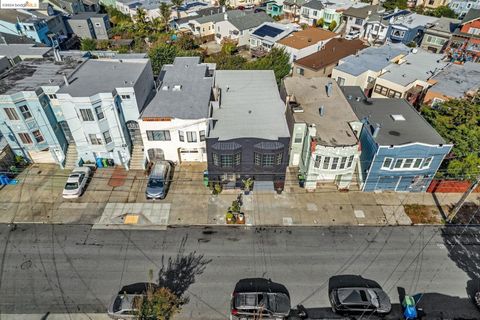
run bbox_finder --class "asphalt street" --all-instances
[0,225,479,319]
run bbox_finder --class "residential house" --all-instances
[315,0,364,30]
[139,57,215,163]
[342,86,452,192]
[225,0,263,7]
[331,43,410,96]
[275,27,338,62]
[56,58,155,169]
[173,1,212,19]
[188,10,244,38]
[363,9,411,44]
[266,0,284,17]
[413,0,449,10]
[299,0,324,26]
[0,56,84,166]
[387,12,438,45]
[282,77,360,190]
[0,41,52,62]
[420,17,460,53]
[293,38,366,77]
[282,0,307,22]
[445,9,480,63]
[343,4,384,38]
[66,12,111,40]
[0,133,15,172]
[42,0,89,14]
[449,0,480,18]
[215,11,273,46]
[423,62,480,105]
[249,22,299,56]
[372,49,448,105]
[171,7,222,31]
[207,70,290,191]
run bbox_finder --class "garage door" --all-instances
[179,148,203,162]
[29,149,56,164]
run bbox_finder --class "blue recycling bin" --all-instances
[96,157,103,168]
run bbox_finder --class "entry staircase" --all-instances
[129,145,146,170]
[64,144,78,170]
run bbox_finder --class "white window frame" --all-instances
[422,157,433,168]
[382,157,393,169]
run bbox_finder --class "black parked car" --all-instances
[328,275,392,315]
[231,278,291,320]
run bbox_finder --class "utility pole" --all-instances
[447,172,480,223]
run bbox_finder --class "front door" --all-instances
[59,121,74,143]
[126,121,142,145]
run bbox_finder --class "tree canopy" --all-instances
[382,0,408,10]
[148,43,201,74]
[80,38,97,51]
[422,99,480,180]
[136,287,184,320]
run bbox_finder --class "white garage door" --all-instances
[29,149,56,164]
[179,148,203,162]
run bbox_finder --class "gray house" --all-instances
[67,12,110,40]
[420,17,460,53]
[207,70,290,191]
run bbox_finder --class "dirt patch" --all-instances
[450,202,480,224]
[404,204,443,224]
[108,167,127,187]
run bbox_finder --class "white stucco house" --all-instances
[139,57,216,163]
[283,77,360,190]
[214,11,273,46]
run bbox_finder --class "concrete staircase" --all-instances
[64,144,78,170]
[129,145,146,170]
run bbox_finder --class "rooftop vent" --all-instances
[162,85,169,91]
[172,85,182,91]
[319,105,325,117]
[390,114,405,121]
[356,96,362,102]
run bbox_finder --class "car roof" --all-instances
[235,292,290,313]
[66,175,81,183]
[234,278,290,297]
[336,288,374,305]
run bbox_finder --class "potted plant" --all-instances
[212,183,222,195]
[226,212,235,224]
[242,178,253,195]
[230,199,241,213]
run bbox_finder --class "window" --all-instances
[337,77,345,86]
[32,130,44,143]
[387,89,402,98]
[19,105,32,120]
[89,134,102,145]
[48,94,57,99]
[146,130,171,141]
[18,132,32,144]
[94,106,104,120]
[4,108,19,121]
[313,10,317,16]
[391,29,406,38]
[199,130,206,142]
[296,67,304,76]
[374,84,388,96]
[254,152,262,166]
[339,157,347,169]
[373,25,379,32]
[382,157,393,169]
[323,156,331,169]
[331,157,339,170]
[276,153,283,165]
[367,76,375,84]
[178,131,184,142]
[80,108,94,121]
[220,154,235,167]
[355,18,362,25]
[294,133,302,143]
[347,155,354,168]
[413,158,422,168]
[394,159,403,169]
[235,152,241,166]
[403,158,414,168]
[314,155,322,168]
[186,131,197,142]
[212,153,220,166]
[254,152,282,167]
[423,157,433,168]
[103,131,112,144]
[121,95,130,99]
[469,27,480,35]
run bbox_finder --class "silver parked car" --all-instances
[328,275,391,315]
[107,283,157,320]
[62,167,91,199]
[145,161,172,200]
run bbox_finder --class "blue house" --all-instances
[342,86,452,192]
[387,12,438,45]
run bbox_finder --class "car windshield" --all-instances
[148,178,164,188]
[368,289,379,307]
[65,182,78,190]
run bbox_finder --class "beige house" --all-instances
[188,9,244,38]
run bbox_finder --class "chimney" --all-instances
[372,124,381,138]
[326,81,333,97]
[319,105,325,116]
[63,74,69,86]
[368,10,371,15]
[222,5,226,13]
[224,12,228,20]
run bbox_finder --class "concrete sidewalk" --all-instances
[0,163,478,228]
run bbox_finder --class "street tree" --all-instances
[80,38,97,51]
[382,0,408,10]
[422,98,480,179]
[328,20,337,31]
[136,286,184,320]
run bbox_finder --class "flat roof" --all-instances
[283,77,358,146]
[0,56,84,95]
[0,43,51,59]
[429,61,480,98]
[379,49,448,86]
[277,27,337,49]
[141,57,214,119]
[342,86,447,146]
[57,59,150,97]
[251,22,298,42]
[391,13,438,28]
[334,42,410,76]
[209,70,289,140]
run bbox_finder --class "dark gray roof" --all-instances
[0,10,32,24]
[426,17,460,34]
[57,59,150,97]
[228,12,273,31]
[141,57,214,119]
[209,70,289,140]
[175,7,222,25]
[193,9,244,24]
[0,32,38,45]
[461,8,480,24]
[430,62,480,98]
[342,86,447,146]
[302,0,324,10]
[69,12,108,20]
[0,43,51,58]
[343,4,378,19]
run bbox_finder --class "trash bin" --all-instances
[203,170,209,187]
[298,174,305,188]
[402,295,417,319]
[102,158,108,167]
[96,157,103,168]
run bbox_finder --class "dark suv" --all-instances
[231,278,291,320]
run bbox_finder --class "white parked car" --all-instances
[62,167,91,199]
[345,30,360,40]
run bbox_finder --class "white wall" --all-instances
[275,37,337,63]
